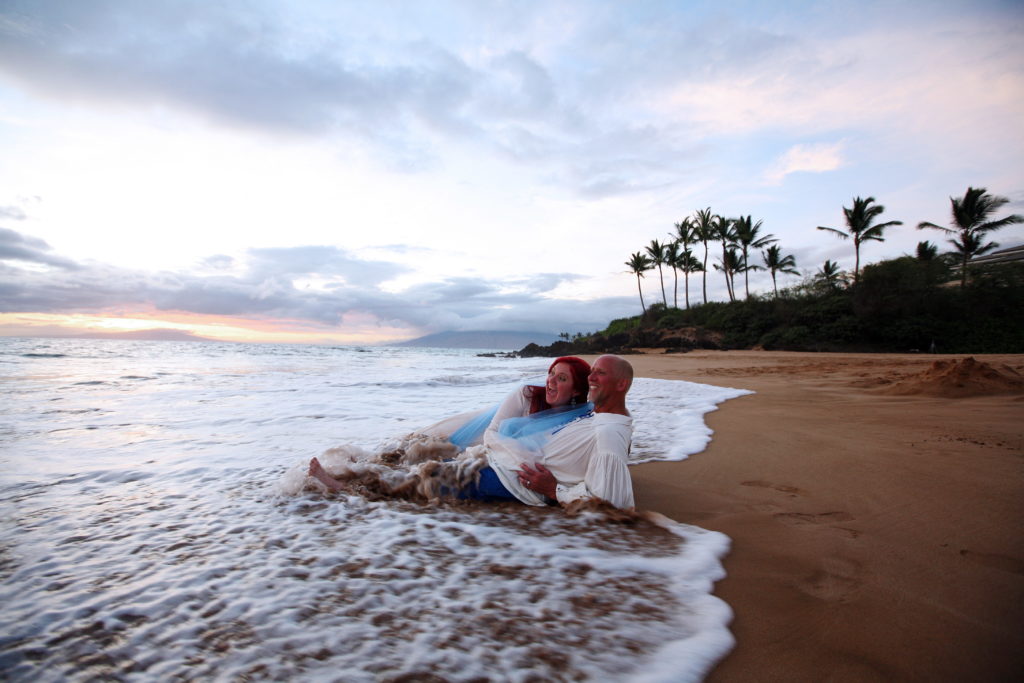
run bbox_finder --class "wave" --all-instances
[339,373,529,390]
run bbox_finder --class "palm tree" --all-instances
[714,246,743,302]
[915,240,938,262]
[816,259,844,291]
[917,187,1023,287]
[950,231,1000,282]
[761,244,799,297]
[711,215,737,301]
[663,240,681,308]
[692,208,717,304]
[817,196,902,284]
[734,215,776,299]
[673,217,696,252]
[645,239,669,307]
[671,217,697,307]
[674,248,703,310]
[625,252,654,313]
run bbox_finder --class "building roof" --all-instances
[968,243,1024,266]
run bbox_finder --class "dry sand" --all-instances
[621,351,1023,682]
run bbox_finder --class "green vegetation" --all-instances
[529,187,1022,357]
[539,257,1023,355]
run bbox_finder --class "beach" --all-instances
[625,351,1024,681]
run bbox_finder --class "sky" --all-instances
[1,0,1022,345]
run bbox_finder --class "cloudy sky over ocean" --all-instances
[1,0,1022,344]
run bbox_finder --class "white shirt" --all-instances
[483,410,635,509]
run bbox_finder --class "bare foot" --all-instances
[308,457,345,492]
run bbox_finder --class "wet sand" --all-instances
[622,351,1024,682]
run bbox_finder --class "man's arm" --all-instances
[517,462,557,499]
[531,415,635,509]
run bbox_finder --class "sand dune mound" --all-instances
[880,357,1024,398]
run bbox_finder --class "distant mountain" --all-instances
[395,330,560,350]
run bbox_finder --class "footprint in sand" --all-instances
[798,556,863,602]
[741,480,804,496]
[773,511,861,539]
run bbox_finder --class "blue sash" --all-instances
[448,399,593,452]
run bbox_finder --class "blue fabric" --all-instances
[448,404,500,450]
[448,399,593,453]
[497,402,594,452]
[454,466,519,502]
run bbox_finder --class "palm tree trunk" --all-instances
[854,244,861,285]
[672,266,679,308]
[657,264,667,307]
[636,275,646,313]
[720,247,729,302]
[701,242,709,304]
[684,271,690,310]
[771,270,778,297]
[742,247,750,299]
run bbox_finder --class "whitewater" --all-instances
[0,337,751,681]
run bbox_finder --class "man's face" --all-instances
[587,357,621,406]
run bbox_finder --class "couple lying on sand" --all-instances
[308,354,635,509]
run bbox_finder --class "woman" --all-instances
[308,356,595,502]
[450,356,592,450]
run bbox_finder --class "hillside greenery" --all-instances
[526,255,1023,356]
[521,186,1024,356]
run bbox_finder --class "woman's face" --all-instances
[545,362,577,407]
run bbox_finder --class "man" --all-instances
[309,354,636,509]
[490,354,635,509]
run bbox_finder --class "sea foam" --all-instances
[0,338,750,681]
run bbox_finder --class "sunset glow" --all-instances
[1,1,1021,343]
[0,312,409,345]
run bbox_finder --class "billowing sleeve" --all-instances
[483,387,532,447]
[554,418,634,509]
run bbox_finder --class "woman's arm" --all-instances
[482,387,533,447]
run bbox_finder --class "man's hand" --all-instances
[518,462,557,500]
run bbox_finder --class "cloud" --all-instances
[0,205,27,220]
[247,245,408,285]
[764,142,845,185]
[0,227,629,334]
[199,254,235,270]
[0,227,80,269]
[0,1,712,197]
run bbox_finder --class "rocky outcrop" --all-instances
[515,326,724,358]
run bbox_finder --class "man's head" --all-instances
[587,355,632,414]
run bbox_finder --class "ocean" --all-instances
[0,337,751,682]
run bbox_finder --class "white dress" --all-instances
[415,387,532,444]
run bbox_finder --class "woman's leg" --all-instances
[308,457,345,492]
[456,466,520,502]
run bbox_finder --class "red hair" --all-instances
[525,356,592,414]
